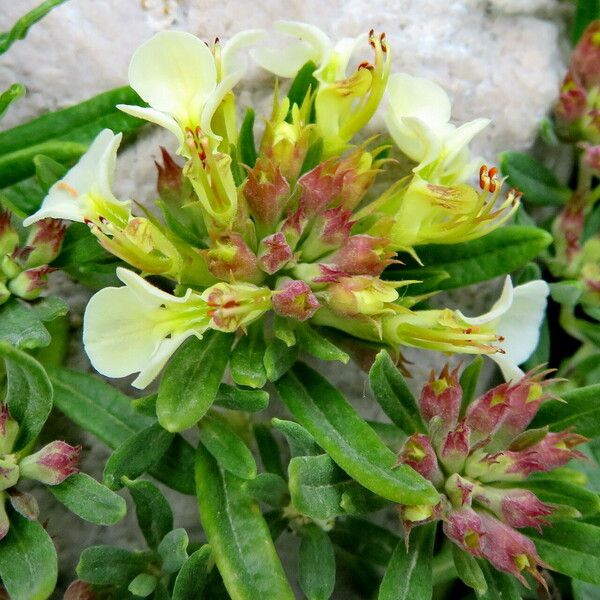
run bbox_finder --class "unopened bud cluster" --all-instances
[396,365,585,588]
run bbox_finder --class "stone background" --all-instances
[0,0,569,597]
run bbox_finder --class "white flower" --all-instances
[456,277,550,382]
[23,129,130,227]
[83,267,211,389]
[118,30,263,152]
[384,73,490,183]
[251,21,362,84]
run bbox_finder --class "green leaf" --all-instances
[194,444,295,600]
[103,422,175,489]
[378,523,435,600]
[478,560,521,600]
[158,528,188,574]
[239,108,257,168]
[254,422,286,478]
[550,280,584,307]
[458,356,483,415]
[296,324,350,363]
[48,366,195,495]
[0,0,67,55]
[572,0,600,44]
[0,298,56,349]
[369,350,426,434]
[0,513,57,600]
[573,579,600,600]
[525,521,600,584]
[452,545,487,595]
[172,545,211,600]
[264,337,298,381]
[500,151,571,206]
[214,383,269,412]
[0,84,25,119]
[287,61,318,114]
[76,546,151,586]
[272,417,321,457]
[0,342,52,450]
[48,473,126,525]
[128,573,156,597]
[298,524,335,600]
[231,322,267,388]
[123,479,173,550]
[388,226,552,295]
[530,384,600,439]
[157,332,232,432]
[199,415,257,480]
[243,472,289,507]
[276,363,439,505]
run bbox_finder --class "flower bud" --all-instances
[583,143,600,173]
[19,440,81,485]
[444,473,474,508]
[297,161,344,217]
[207,233,260,283]
[202,282,271,332]
[570,21,600,89]
[8,489,39,521]
[8,265,55,300]
[156,147,188,205]
[440,422,471,474]
[257,232,293,275]
[478,512,548,588]
[0,456,19,491]
[272,279,320,321]
[0,211,18,257]
[329,235,394,277]
[335,149,379,210]
[443,508,484,556]
[243,157,290,226]
[554,76,588,124]
[419,364,462,428]
[397,433,443,486]
[0,403,19,455]
[299,207,354,262]
[474,486,552,531]
[280,208,308,251]
[324,275,398,317]
[464,383,510,447]
[23,218,66,268]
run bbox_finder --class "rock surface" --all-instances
[0,0,567,596]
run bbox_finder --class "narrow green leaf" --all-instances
[264,337,298,381]
[239,108,257,168]
[76,546,151,586]
[157,332,232,432]
[243,472,289,507]
[272,417,321,457]
[33,154,68,192]
[0,0,67,55]
[49,473,126,525]
[500,151,571,206]
[103,422,174,489]
[452,545,487,595]
[387,226,552,295]
[369,350,426,434]
[199,415,257,480]
[231,322,267,388]
[214,383,269,412]
[287,61,318,113]
[194,444,295,600]
[378,523,435,600]
[0,84,25,119]
[172,545,211,600]
[459,356,483,415]
[530,384,600,439]
[296,324,350,363]
[0,342,52,450]
[572,0,600,44]
[123,479,173,550]
[254,422,286,478]
[158,528,188,574]
[0,514,57,600]
[300,139,323,175]
[298,524,335,600]
[276,363,439,505]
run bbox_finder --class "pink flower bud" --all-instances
[297,161,343,217]
[474,487,552,531]
[558,199,585,262]
[443,508,485,556]
[570,21,600,89]
[156,147,186,204]
[257,232,293,275]
[19,440,81,485]
[272,279,320,321]
[419,364,462,428]
[464,383,510,447]
[204,283,271,332]
[440,422,471,474]
[330,235,395,277]
[478,512,548,588]
[243,157,290,225]
[334,149,378,210]
[24,218,66,268]
[397,433,442,486]
[207,233,260,283]
[280,207,308,251]
[554,77,587,123]
[0,210,18,257]
[583,143,600,172]
[0,403,19,455]
[299,207,354,262]
[8,265,56,300]
[444,473,474,508]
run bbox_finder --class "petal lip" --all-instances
[456,276,515,326]
[118,104,184,147]
[221,29,266,78]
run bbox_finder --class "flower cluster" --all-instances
[0,401,80,539]
[24,24,547,388]
[396,365,585,587]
